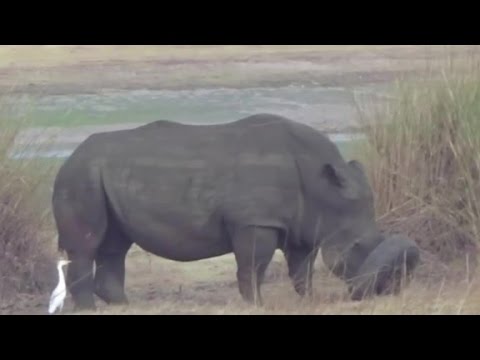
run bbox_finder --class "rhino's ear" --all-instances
[322,163,348,188]
[322,163,360,199]
[348,160,366,174]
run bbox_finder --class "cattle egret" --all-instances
[48,259,71,314]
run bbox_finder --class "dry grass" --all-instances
[0,114,57,304]
[0,45,410,69]
[16,250,476,315]
[356,56,480,270]
[1,45,476,96]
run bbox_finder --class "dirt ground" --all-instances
[3,45,480,315]
[4,245,480,315]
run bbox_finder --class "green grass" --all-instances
[356,57,480,264]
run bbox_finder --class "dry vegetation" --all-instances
[0,45,376,68]
[0,45,476,95]
[3,46,480,314]
[46,250,480,315]
[0,117,57,306]
[356,57,480,276]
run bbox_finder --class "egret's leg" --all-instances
[94,224,132,304]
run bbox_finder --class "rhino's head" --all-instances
[310,159,420,300]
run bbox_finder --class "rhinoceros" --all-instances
[51,113,420,310]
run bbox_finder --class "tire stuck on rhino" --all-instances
[347,234,420,301]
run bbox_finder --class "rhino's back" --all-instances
[95,115,296,209]
[63,113,340,223]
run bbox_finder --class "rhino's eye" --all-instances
[352,240,366,254]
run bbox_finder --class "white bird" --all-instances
[48,259,71,314]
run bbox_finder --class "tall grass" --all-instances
[357,57,480,266]
[0,114,57,303]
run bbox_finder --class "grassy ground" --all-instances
[7,247,480,315]
[0,45,391,68]
[2,45,480,315]
[1,45,476,95]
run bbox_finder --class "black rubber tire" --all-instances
[348,234,420,301]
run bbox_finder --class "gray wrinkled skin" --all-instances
[51,113,419,310]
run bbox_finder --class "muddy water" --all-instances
[9,84,389,158]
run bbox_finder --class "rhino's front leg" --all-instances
[284,246,318,298]
[231,226,278,306]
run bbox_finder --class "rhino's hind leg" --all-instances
[284,247,318,298]
[94,223,132,305]
[231,226,278,306]
[57,220,106,311]
[53,171,108,311]
[65,251,97,310]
